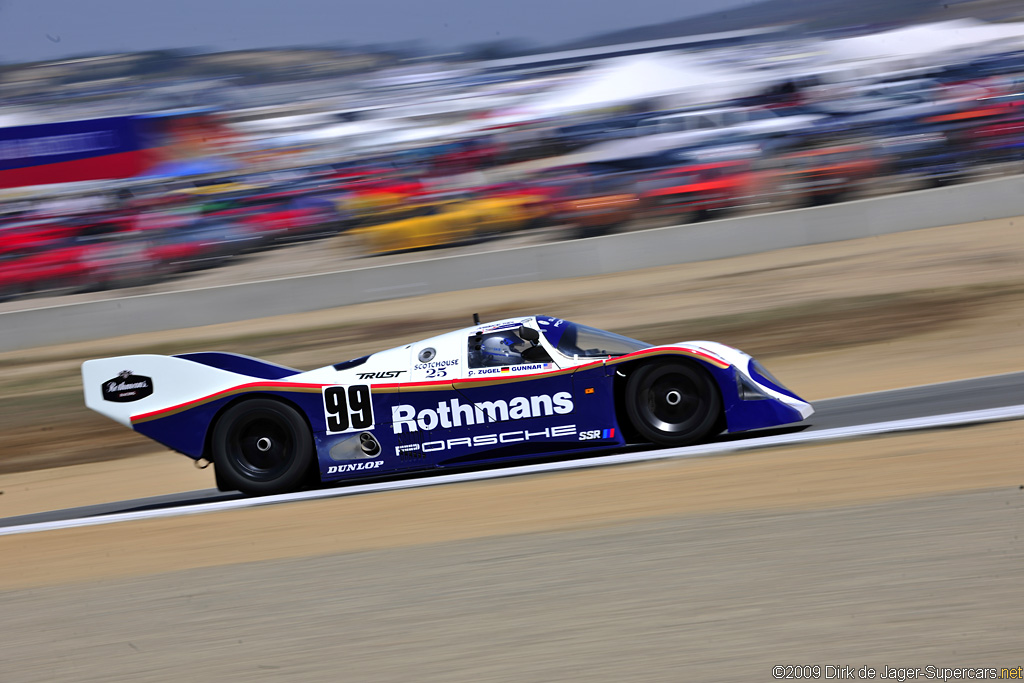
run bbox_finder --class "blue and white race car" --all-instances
[82,315,813,496]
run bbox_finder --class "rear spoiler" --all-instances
[82,354,270,427]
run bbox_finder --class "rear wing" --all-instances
[82,354,275,427]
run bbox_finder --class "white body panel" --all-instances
[82,355,261,427]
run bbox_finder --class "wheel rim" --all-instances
[227,411,296,481]
[639,369,709,435]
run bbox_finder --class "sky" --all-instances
[0,0,761,64]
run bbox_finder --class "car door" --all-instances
[446,325,578,464]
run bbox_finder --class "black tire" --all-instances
[211,398,315,496]
[624,360,722,447]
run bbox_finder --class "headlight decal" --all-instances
[748,360,802,401]
[737,372,769,401]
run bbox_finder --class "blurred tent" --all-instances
[229,113,337,134]
[822,20,1024,68]
[255,119,409,148]
[525,53,762,117]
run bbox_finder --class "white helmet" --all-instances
[480,333,523,365]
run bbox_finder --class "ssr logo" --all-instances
[357,370,405,380]
[579,428,616,441]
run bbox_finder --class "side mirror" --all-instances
[518,325,540,343]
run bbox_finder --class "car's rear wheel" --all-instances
[212,398,314,496]
[625,360,721,446]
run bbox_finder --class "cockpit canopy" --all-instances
[535,316,652,359]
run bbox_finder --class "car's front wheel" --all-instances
[625,360,722,446]
[211,398,314,496]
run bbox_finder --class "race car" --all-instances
[82,315,813,496]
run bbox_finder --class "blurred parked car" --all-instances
[351,191,539,254]
[205,192,340,245]
[632,106,821,140]
[635,157,770,225]
[147,220,262,273]
[875,128,966,187]
[550,174,638,238]
[766,141,886,206]
[350,199,471,254]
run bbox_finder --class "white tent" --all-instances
[526,52,761,117]
[823,20,1024,67]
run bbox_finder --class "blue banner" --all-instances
[0,116,146,173]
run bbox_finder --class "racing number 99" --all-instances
[323,385,374,433]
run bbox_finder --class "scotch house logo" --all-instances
[102,370,153,403]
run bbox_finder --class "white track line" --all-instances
[2,404,1023,537]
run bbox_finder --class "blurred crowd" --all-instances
[3,28,1024,302]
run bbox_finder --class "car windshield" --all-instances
[539,318,651,358]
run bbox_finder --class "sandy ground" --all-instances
[3,493,1023,681]
[1,421,1022,590]
[0,212,1023,680]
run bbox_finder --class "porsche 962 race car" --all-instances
[82,315,813,496]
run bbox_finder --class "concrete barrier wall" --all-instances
[3,174,1023,352]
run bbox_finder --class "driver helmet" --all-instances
[480,333,523,366]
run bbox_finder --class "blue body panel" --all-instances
[134,388,328,459]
